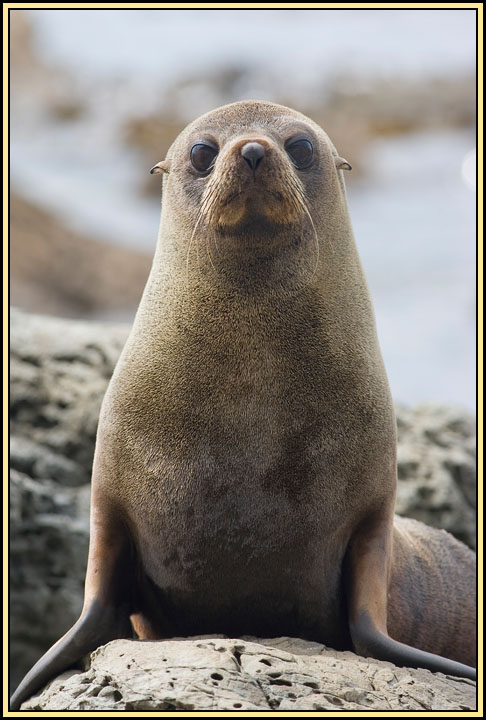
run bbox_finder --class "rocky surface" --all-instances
[395,404,476,550]
[9,309,130,692]
[9,308,477,702]
[20,637,476,712]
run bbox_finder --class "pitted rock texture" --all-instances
[20,637,476,712]
[10,307,130,486]
[395,404,476,549]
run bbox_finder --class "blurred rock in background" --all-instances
[125,70,476,199]
[11,194,151,319]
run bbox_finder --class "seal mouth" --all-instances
[221,187,285,217]
[204,175,307,230]
[187,169,320,280]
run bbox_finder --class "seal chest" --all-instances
[10,100,476,711]
[108,281,369,641]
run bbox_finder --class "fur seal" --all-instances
[10,100,476,709]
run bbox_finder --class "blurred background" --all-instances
[10,8,477,410]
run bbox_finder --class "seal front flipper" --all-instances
[345,509,477,681]
[350,608,476,680]
[9,502,134,710]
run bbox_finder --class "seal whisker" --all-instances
[205,223,219,276]
[186,210,204,283]
[301,199,321,283]
[202,182,220,225]
[191,182,224,278]
[282,171,321,285]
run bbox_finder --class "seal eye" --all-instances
[285,137,314,169]
[190,143,218,173]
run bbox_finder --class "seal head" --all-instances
[149,101,354,291]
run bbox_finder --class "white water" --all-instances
[31,8,476,83]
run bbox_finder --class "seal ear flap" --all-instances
[335,156,352,171]
[150,159,171,175]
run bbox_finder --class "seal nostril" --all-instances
[241,142,265,171]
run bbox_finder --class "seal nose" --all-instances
[241,142,265,171]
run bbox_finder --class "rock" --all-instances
[395,404,476,549]
[9,308,129,692]
[20,637,476,711]
[10,307,130,485]
[9,468,91,694]
[9,308,476,701]
[10,194,152,320]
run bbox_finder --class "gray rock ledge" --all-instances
[20,637,476,712]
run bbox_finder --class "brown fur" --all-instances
[10,101,476,710]
[388,516,476,666]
